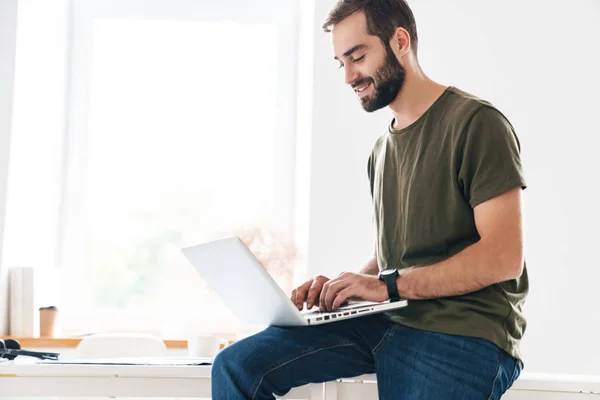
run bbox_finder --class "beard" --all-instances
[353,43,406,112]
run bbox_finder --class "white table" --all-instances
[1,362,600,399]
[1,362,211,398]
[0,362,321,399]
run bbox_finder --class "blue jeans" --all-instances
[212,314,521,399]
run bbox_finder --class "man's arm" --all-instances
[358,239,379,275]
[396,187,525,300]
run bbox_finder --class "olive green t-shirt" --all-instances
[367,86,528,363]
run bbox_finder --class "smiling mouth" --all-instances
[354,82,372,97]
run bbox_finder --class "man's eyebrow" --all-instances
[334,44,367,60]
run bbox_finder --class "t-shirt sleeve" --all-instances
[457,106,527,208]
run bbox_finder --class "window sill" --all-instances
[1,336,188,349]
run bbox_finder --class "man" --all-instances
[212,0,527,398]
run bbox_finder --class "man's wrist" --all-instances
[395,268,412,299]
[378,278,388,299]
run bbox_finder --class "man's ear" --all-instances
[390,27,412,58]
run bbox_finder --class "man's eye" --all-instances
[352,55,365,63]
[337,63,344,69]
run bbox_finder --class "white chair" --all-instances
[73,333,171,400]
[74,332,168,359]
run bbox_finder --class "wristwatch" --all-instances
[378,269,401,302]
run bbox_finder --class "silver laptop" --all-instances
[181,236,407,327]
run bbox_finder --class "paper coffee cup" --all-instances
[39,306,58,337]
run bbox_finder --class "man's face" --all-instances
[331,12,405,112]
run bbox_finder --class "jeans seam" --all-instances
[250,342,356,399]
[487,350,504,400]
[509,359,521,387]
[371,326,397,355]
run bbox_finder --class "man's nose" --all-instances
[344,66,359,86]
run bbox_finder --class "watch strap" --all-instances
[379,269,401,302]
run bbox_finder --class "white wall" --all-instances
[301,1,390,280]
[0,0,19,335]
[1,0,68,276]
[303,0,600,376]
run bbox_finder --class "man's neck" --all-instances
[388,70,447,131]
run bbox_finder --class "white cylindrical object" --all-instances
[9,266,38,337]
[187,335,228,358]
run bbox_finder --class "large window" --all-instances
[4,0,301,338]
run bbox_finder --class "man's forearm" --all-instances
[358,256,379,275]
[397,239,523,300]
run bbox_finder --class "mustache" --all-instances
[351,77,374,89]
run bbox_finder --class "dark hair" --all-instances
[322,0,419,53]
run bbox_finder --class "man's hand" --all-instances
[291,275,330,311]
[320,272,388,311]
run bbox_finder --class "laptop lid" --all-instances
[181,236,307,327]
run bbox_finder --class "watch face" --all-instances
[381,269,397,276]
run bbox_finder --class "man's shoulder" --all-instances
[445,86,496,118]
[442,86,513,134]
